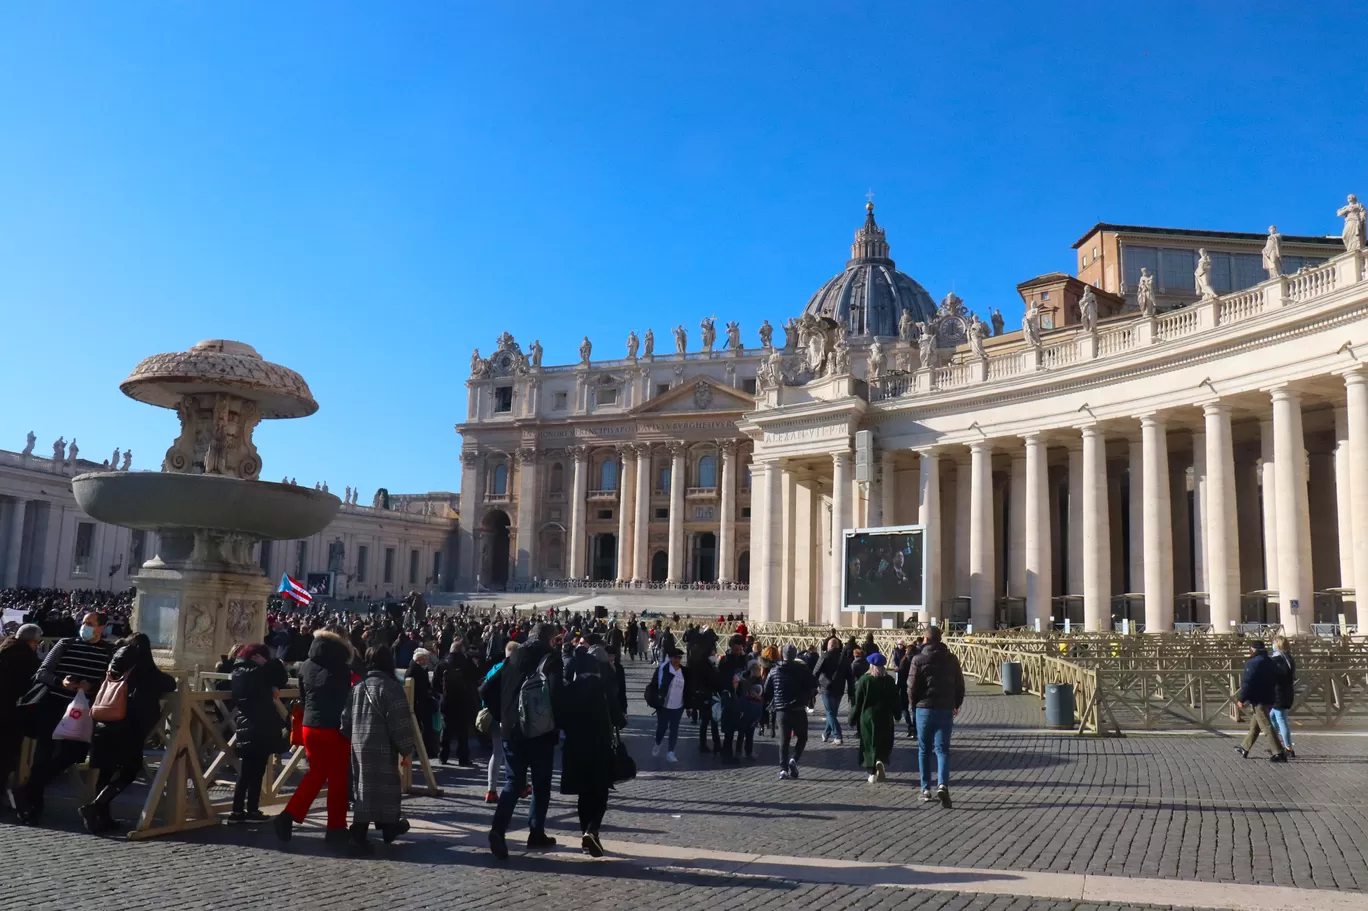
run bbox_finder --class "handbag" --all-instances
[91,671,129,723]
[610,732,636,784]
[53,692,95,743]
[475,706,492,734]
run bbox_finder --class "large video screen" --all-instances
[842,525,925,611]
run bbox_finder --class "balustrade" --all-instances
[1156,308,1200,340]
[1286,261,1337,302]
[1218,287,1265,325]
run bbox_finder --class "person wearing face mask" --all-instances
[0,624,43,815]
[13,612,116,826]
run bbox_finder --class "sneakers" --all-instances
[272,811,294,843]
[831,738,843,746]
[787,758,799,780]
[666,751,678,763]
[821,733,830,743]
[225,810,248,824]
[867,773,877,784]
[581,832,605,858]
[921,788,934,802]
[935,785,952,809]
[527,831,557,850]
[651,744,661,758]
[874,761,886,782]
[484,790,498,804]
[489,829,509,861]
[1234,746,1249,759]
[778,769,789,780]
[1269,753,1289,763]
[243,810,268,823]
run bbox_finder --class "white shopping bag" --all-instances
[53,691,95,743]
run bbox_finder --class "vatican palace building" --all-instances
[458,196,1368,635]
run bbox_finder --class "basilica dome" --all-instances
[802,203,937,337]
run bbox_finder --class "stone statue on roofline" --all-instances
[626,330,639,360]
[867,336,887,380]
[1079,287,1099,333]
[22,431,35,457]
[990,308,1005,337]
[1195,249,1217,301]
[917,323,934,368]
[781,317,799,352]
[1136,268,1156,318]
[673,324,687,355]
[579,335,592,366]
[898,308,915,342]
[643,328,654,359]
[725,320,742,351]
[758,319,773,348]
[1023,301,1043,348]
[470,348,489,379]
[700,316,717,354]
[1339,193,1366,252]
[1262,226,1283,279]
[51,436,65,462]
[529,339,543,368]
[968,317,987,361]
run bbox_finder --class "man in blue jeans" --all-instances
[811,637,848,744]
[907,626,964,808]
[652,646,687,762]
[479,623,562,860]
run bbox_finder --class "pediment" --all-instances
[633,376,754,415]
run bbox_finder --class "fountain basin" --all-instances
[72,472,340,541]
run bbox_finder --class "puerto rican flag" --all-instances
[278,574,313,606]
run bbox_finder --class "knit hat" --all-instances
[866,652,885,667]
[783,644,798,662]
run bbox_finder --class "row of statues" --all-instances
[21,433,131,471]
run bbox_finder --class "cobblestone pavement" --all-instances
[1,660,1364,910]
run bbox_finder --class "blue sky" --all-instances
[2,2,1365,496]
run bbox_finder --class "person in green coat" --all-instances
[848,652,897,782]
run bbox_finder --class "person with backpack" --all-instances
[763,644,816,780]
[80,633,177,833]
[480,622,562,860]
[648,646,687,762]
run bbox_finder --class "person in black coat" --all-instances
[1269,635,1297,758]
[82,634,178,833]
[228,643,288,822]
[0,625,42,814]
[276,627,355,842]
[559,647,626,857]
[407,649,437,759]
[812,638,848,745]
[1236,641,1287,761]
[436,638,480,766]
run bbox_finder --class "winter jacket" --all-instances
[298,630,354,729]
[88,641,177,771]
[1271,651,1296,711]
[1239,649,1279,707]
[812,649,847,698]
[0,638,39,731]
[762,658,816,711]
[908,642,965,712]
[438,651,480,716]
[480,639,562,742]
[230,657,288,753]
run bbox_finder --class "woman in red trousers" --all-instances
[274,628,354,845]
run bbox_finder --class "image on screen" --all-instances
[842,527,925,610]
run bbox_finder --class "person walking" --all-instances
[1235,641,1288,762]
[13,611,116,826]
[343,645,417,855]
[689,642,723,755]
[848,652,897,783]
[227,643,288,823]
[909,626,964,808]
[895,637,921,739]
[481,640,521,803]
[763,644,816,780]
[81,633,178,833]
[275,627,355,845]
[406,647,437,761]
[0,624,41,815]
[812,637,847,745]
[559,646,625,857]
[481,622,562,860]
[1269,635,1296,758]
[652,647,687,762]
[437,636,480,767]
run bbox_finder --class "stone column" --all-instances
[1081,425,1111,631]
[456,454,480,586]
[1008,452,1027,599]
[1192,430,1208,594]
[632,446,651,582]
[969,440,995,630]
[1023,434,1051,629]
[3,498,26,588]
[955,454,972,598]
[1066,442,1084,596]
[880,450,897,526]
[1344,369,1368,616]
[1204,403,1240,631]
[753,460,785,623]
[1272,386,1313,634]
[718,441,737,584]
[615,446,634,582]
[514,449,538,582]
[1128,436,1144,594]
[1140,415,1174,632]
[830,451,852,624]
[1334,407,1356,593]
[1259,419,1278,593]
[918,449,941,625]
[748,461,769,620]
[667,443,686,583]
[568,446,588,580]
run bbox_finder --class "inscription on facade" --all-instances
[693,506,715,520]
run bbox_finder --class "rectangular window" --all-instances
[1040,291,1050,301]
[409,549,420,585]
[1233,252,1264,290]
[595,387,618,406]
[654,507,669,520]
[384,547,395,584]
[357,545,369,583]
[741,507,752,518]
[72,522,95,575]
[656,383,671,397]
[658,465,671,490]
[130,530,148,572]
[256,538,270,576]
[1208,251,1234,294]
[295,541,308,579]
[432,551,442,585]
[741,378,757,395]
[1122,245,1158,291]
[597,509,613,520]
[493,386,513,413]
[1159,248,1196,293]
[553,391,568,410]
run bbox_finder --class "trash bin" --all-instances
[1044,683,1075,728]
[1001,661,1023,695]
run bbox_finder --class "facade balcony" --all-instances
[587,488,618,502]
[547,491,566,503]
[686,486,718,498]
[485,493,510,504]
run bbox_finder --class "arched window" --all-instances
[697,454,716,488]
[600,458,617,491]
[549,462,565,493]
[658,464,671,491]
[492,463,508,496]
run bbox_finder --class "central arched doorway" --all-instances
[650,550,669,583]
[591,533,617,581]
[736,550,750,585]
[480,510,511,588]
[692,532,717,583]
